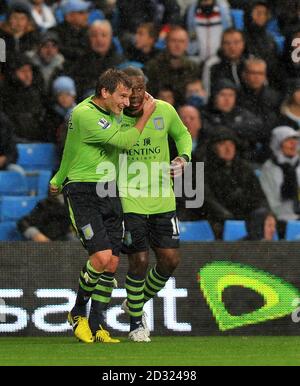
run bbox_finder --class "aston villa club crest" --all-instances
[153,117,164,130]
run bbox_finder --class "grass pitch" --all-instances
[0,336,300,366]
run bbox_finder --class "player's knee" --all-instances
[128,254,149,276]
[158,252,180,275]
[90,250,112,272]
[106,255,119,273]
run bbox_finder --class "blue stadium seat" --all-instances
[223,220,247,241]
[224,220,279,241]
[0,171,28,196]
[231,9,244,30]
[179,221,215,242]
[17,143,58,171]
[26,170,52,198]
[0,222,23,241]
[0,196,40,222]
[285,221,300,241]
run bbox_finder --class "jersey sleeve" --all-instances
[80,113,141,150]
[167,104,192,161]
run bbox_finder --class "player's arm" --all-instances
[168,105,192,176]
[83,94,156,150]
[50,125,74,193]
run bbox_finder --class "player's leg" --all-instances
[64,183,120,343]
[144,247,180,303]
[122,213,151,342]
[88,195,123,343]
[144,212,180,302]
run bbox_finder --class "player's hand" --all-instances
[170,156,188,177]
[33,233,51,243]
[49,184,60,196]
[142,92,156,117]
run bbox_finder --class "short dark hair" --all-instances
[137,23,159,41]
[222,27,245,42]
[95,69,132,97]
[122,66,145,79]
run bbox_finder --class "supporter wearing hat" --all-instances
[260,126,300,234]
[0,0,40,56]
[203,126,268,239]
[0,53,45,142]
[44,76,77,150]
[26,31,65,89]
[50,0,90,63]
[202,78,264,163]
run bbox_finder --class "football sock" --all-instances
[71,261,102,317]
[89,272,115,334]
[144,265,170,302]
[125,273,145,332]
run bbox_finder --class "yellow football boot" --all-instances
[94,326,120,343]
[68,312,94,343]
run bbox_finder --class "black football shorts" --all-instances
[63,182,123,256]
[122,211,180,254]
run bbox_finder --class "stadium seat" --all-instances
[231,9,244,30]
[179,221,215,242]
[17,143,58,171]
[224,220,279,241]
[0,222,23,241]
[285,221,300,241]
[0,196,40,222]
[26,170,52,198]
[223,220,247,241]
[0,171,28,196]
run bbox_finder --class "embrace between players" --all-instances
[50,67,192,343]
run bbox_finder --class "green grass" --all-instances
[0,336,300,366]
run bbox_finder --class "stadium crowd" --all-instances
[0,0,300,241]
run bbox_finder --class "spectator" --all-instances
[156,86,176,107]
[278,79,300,131]
[17,195,76,242]
[176,105,207,222]
[203,128,268,239]
[185,78,208,109]
[0,1,40,58]
[116,0,156,37]
[27,31,65,90]
[185,0,232,62]
[178,105,207,159]
[276,0,300,36]
[30,0,57,30]
[243,0,281,89]
[45,75,76,153]
[244,209,278,241]
[260,126,300,235]
[0,111,18,171]
[69,20,124,100]
[202,28,247,95]
[146,26,200,105]
[50,0,90,65]
[126,23,160,65]
[239,57,282,160]
[0,54,46,142]
[203,79,265,163]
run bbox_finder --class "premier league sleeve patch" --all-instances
[98,118,111,129]
[153,117,164,130]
